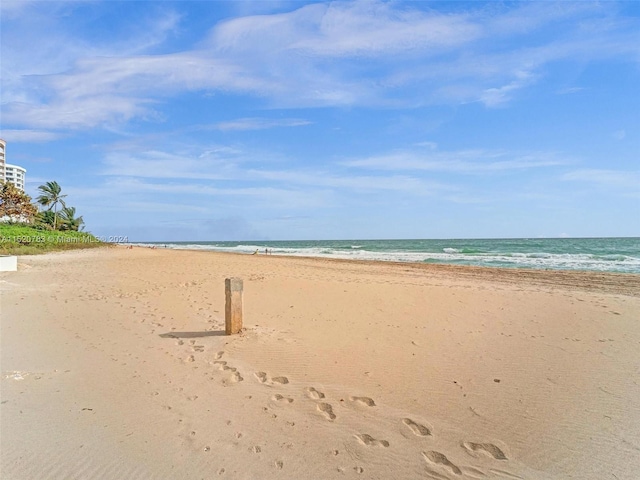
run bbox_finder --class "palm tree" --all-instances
[36,181,67,230]
[58,206,84,231]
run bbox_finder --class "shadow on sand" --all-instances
[159,330,226,339]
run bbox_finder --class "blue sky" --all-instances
[1,0,638,241]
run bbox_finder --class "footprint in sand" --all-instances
[402,418,431,437]
[462,442,507,460]
[253,372,289,385]
[349,396,376,407]
[273,394,294,404]
[317,402,337,420]
[354,434,389,448]
[222,371,243,384]
[215,351,225,360]
[306,387,325,399]
[422,451,461,475]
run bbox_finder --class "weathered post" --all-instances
[225,278,243,335]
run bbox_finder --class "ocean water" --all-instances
[139,237,640,274]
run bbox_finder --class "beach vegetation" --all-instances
[0,180,103,254]
[34,209,57,229]
[58,206,85,231]
[36,181,67,230]
[0,181,39,222]
[0,223,102,255]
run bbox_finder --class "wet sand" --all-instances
[2,247,639,479]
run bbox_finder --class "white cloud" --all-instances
[2,1,639,130]
[0,0,59,17]
[101,150,241,180]
[0,129,62,142]
[479,70,538,107]
[99,144,454,197]
[248,168,452,195]
[69,176,335,211]
[213,117,312,131]
[210,1,481,58]
[5,95,154,130]
[1,4,182,101]
[343,148,568,174]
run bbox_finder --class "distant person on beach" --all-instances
[252,249,259,255]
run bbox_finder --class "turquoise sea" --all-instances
[139,238,640,274]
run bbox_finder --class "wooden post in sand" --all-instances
[225,278,243,335]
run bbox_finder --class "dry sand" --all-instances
[1,247,639,479]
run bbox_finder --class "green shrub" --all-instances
[0,224,103,255]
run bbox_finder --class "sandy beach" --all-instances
[1,247,639,480]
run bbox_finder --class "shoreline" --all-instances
[128,236,640,276]
[128,245,640,296]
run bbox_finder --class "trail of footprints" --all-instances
[213,360,244,383]
[177,342,246,385]
[210,351,244,384]
[60,257,524,477]
[173,341,513,478]
[250,372,512,477]
[285,381,511,478]
[248,364,512,478]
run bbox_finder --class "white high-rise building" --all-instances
[0,139,27,192]
[5,164,27,192]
